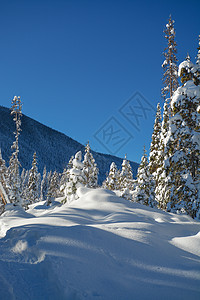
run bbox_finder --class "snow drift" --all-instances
[0,188,200,300]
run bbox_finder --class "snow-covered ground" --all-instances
[0,188,200,300]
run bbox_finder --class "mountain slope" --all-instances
[0,188,200,299]
[0,105,138,183]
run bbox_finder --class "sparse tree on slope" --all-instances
[83,142,99,188]
[8,96,22,205]
[162,15,179,103]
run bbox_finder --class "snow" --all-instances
[0,188,200,299]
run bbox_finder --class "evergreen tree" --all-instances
[103,162,120,191]
[60,156,74,202]
[27,152,39,204]
[133,147,154,207]
[21,169,29,204]
[65,151,85,203]
[47,170,60,205]
[0,149,9,196]
[162,53,200,218]
[155,100,170,209]
[83,142,99,188]
[8,96,22,205]
[149,103,162,175]
[162,15,179,102]
[40,166,48,201]
[119,154,134,191]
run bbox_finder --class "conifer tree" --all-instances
[162,53,200,218]
[40,166,48,201]
[60,156,74,201]
[83,142,99,188]
[0,149,9,195]
[103,162,120,191]
[28,152,39,204]
[47,170,60,205]
[149,103,162,175]
[162,16,178,104]
[65,151,85,203]
[8,96,22,205]
[155,100,170,208]
[119,154,134,191]
[133,147,154,207]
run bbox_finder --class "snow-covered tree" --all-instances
[27,152,39,204]
[64,151,85,203]
[83,142,98,188]
[133,147,154,207]
[40,166,48,201]
[162,15,178,102]
[60,155,74,201]
[103,162,120,191]
[47,170,60,205]
[162,53,200,217]
[8,96,22,205]
[119,154,134,191]
[0,149,9,195]
[149,103,162,176]
[155,100,170,209]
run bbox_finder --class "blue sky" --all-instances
[0,0,200,164]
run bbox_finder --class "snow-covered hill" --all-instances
[0,105,138,183]
[0,189,200,300]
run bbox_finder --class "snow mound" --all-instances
[0,189,200,300]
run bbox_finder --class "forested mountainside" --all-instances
[0,105,138,183]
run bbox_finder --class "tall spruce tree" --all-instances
[162,50,200,218]
[8,96,22,205]
[162,15,178,106]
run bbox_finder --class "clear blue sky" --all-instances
[0,0,200,164]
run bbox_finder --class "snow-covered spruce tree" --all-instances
[60,155,74,202]
[21,169,29,204]
[8,96,22,205]
[40,166,48,201]
[47,171,60,205]
[162,52,200,218]
[0,149,9,211]
[155,100,170,209]
[133,147,154,207]
[27,152,39,204]
[103,162,120,191]
[118,154,134,200]
[0,149,9,196]
[149,103,162,176]
[83,142,99,188]
[64,151,85,203]
[148,103,162,207]
[162,15,178,103]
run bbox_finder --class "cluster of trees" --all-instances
[0,17,199,219]
[135,17,200,219]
